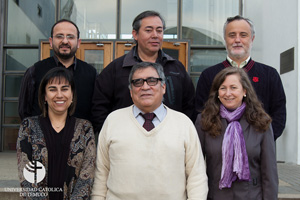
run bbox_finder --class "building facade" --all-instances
[0,0,298,164]
[243,0,299,164]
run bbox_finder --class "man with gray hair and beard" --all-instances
[91,62,208,200]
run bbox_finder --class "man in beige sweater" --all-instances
[91,62,208,200]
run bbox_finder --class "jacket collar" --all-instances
[122,45,175,68]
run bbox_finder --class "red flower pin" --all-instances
[252,77,259,82]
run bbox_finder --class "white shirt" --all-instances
[227,56,251,68]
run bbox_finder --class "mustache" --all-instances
[59,44,71,48]
[232,44,243,47]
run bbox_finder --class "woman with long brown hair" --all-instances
[195,67,278,199]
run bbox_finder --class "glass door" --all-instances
[40,41,113,73]
[115,40,190,71]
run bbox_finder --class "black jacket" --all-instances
[91,46,195,133]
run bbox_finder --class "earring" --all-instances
[44,101,47,104]
[218,96,220,99]
[244,94,246,97]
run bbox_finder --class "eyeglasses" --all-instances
[131,77,162,87]
[53,34,77,41]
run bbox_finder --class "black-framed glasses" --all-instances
[131,77,162,87]
[53,34,77,41]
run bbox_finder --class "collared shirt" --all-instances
[133,103,167,127]
[53,55,77,73]
[227,56,251,68]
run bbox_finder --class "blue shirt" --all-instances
[133,104,167,127]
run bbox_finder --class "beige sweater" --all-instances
[91,105,208,200]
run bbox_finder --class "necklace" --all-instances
[52,121,66,129]
[48,113,67,131]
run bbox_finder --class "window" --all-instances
[120,0,177,39]
[1,0,240,151]
[60,0,117,39]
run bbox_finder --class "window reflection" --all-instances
[5,49,38,71]
[60,0,117,39]
[190,49,227,73]
[182,0,239,45]
[5,76,23,98]
[120,0,177,39]
[4,102,20,125]
[84,50,104,73]
[190,49,227,87]
[6,0,55,44]
[162,48,179,60]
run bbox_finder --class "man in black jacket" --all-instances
[18,19,96,121]
[91,10,195,134]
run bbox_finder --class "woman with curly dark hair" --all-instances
[195,67,278,199]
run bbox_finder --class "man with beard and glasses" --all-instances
[195,15,286,140]
[18,19,96,121]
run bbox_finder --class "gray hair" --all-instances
[223,15,255,39]
[128,62,166,90]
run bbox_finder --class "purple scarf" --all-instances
[219,102,250,189]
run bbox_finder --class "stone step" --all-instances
[279,195,300,200]
[0,192,19,200]
[0,189,299,200]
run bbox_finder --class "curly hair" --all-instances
[200,67,272,137]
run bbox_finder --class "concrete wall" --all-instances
[244,0,299,164]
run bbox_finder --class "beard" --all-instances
[53,44,77,60]
[230,50,247,60]
[226,43,252,61]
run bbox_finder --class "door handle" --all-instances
[125,43,132,47]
